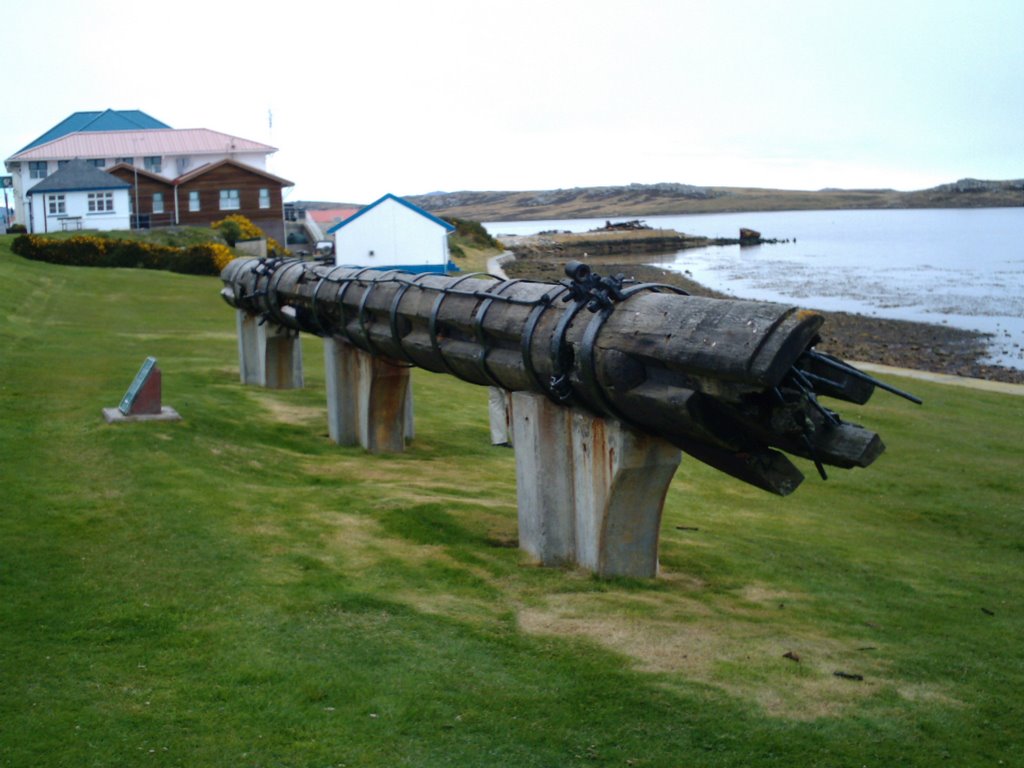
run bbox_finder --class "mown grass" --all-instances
[1,234,1022,767]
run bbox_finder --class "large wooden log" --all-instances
[220,257,895,495]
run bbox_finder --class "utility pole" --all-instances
[1,175,11,230]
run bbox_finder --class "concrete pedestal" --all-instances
[512,392,682,578]
[512,392,576,565]
[324,337,411,453]
[236,310,304,389]
[488,387,513,446]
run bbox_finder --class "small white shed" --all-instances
[26,159,131,233]
[328,193,456,274]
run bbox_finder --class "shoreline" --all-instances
[499,248,1024,386]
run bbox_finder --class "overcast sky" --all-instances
[4,0,1022,203]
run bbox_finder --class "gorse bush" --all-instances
[206,242,237,272]
[10,234,235,276]
[212,214,287,255]
[212,214,263,245]
[443,217,499,249]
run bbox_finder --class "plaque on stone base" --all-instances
[103,357,181,423]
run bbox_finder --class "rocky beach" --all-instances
[500,235,1024,386]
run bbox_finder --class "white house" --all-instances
[26,159,131,233]
[328,193,456,274]
[5,110,283,233]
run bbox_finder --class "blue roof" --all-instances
[16,109,170,153]
[335,262,461,275]
[327,193,456,234]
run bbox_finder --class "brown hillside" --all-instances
[390,179,1024,221]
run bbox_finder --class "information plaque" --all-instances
[118,356,159,415]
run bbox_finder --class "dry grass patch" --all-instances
[516,582,932,720]
[249,392,324,427]
[294,458,514,512]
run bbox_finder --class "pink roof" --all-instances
[8,128,276,161]
[309,208,360,225]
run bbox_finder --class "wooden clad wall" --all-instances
[177,164,286,241]
[107,164,286,241]
[106,167,176,228]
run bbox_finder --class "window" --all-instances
[29,161,48,179]
[144,156,162,173]
[117,157,134,165]
[152,193,164,214]
[258,188,271,209]
[219,189,240,210]
[189,191,201,212]
[88,192,114,213]
[88,159,105,168]
[47,195,66,215]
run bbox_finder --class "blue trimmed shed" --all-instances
[327,193,457,274]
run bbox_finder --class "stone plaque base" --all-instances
[102,406,182,424]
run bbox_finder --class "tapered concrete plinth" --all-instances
[324,337,411,453]
[512,392,682,578]
[236,310,304,389]
[488,387,513,446]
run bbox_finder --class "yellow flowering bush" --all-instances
[11,234,236,276]
[207,242,237,272]
[266,237,288,256]
[212,214,289,256]
[212,214,265,245]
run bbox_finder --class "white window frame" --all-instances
[88,191,114,213]
[219,189,241,211]
[29,161,48,179]
[189,190,200,212]
[258,188,271,209]
[144,156,162,173]
[152,192,164,214]
[47,194,66,215]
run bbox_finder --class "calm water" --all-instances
[485,208,1024,370]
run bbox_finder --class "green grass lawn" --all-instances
[1,235,1022,767]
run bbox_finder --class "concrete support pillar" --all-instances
[324,336,360,446]
[569,409,682,577]
[512,392,682,578]
[404,382,415,441]
[488,387,513,446]
[512,392,576,565]
[236,310,304,389]
[236,311,262,385]
[323,337,411,453]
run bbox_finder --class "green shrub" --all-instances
[10,233,227,276]
[10,234,40,259]
[214,218,243,247]
[6,223,27,234]
[107,240,153,269]
[443,217,499,249]
[177,244,229,275]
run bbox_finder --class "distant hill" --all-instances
[406,180,1024,221]
[295,178,1024,223]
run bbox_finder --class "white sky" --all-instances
[3,0,1022,203]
